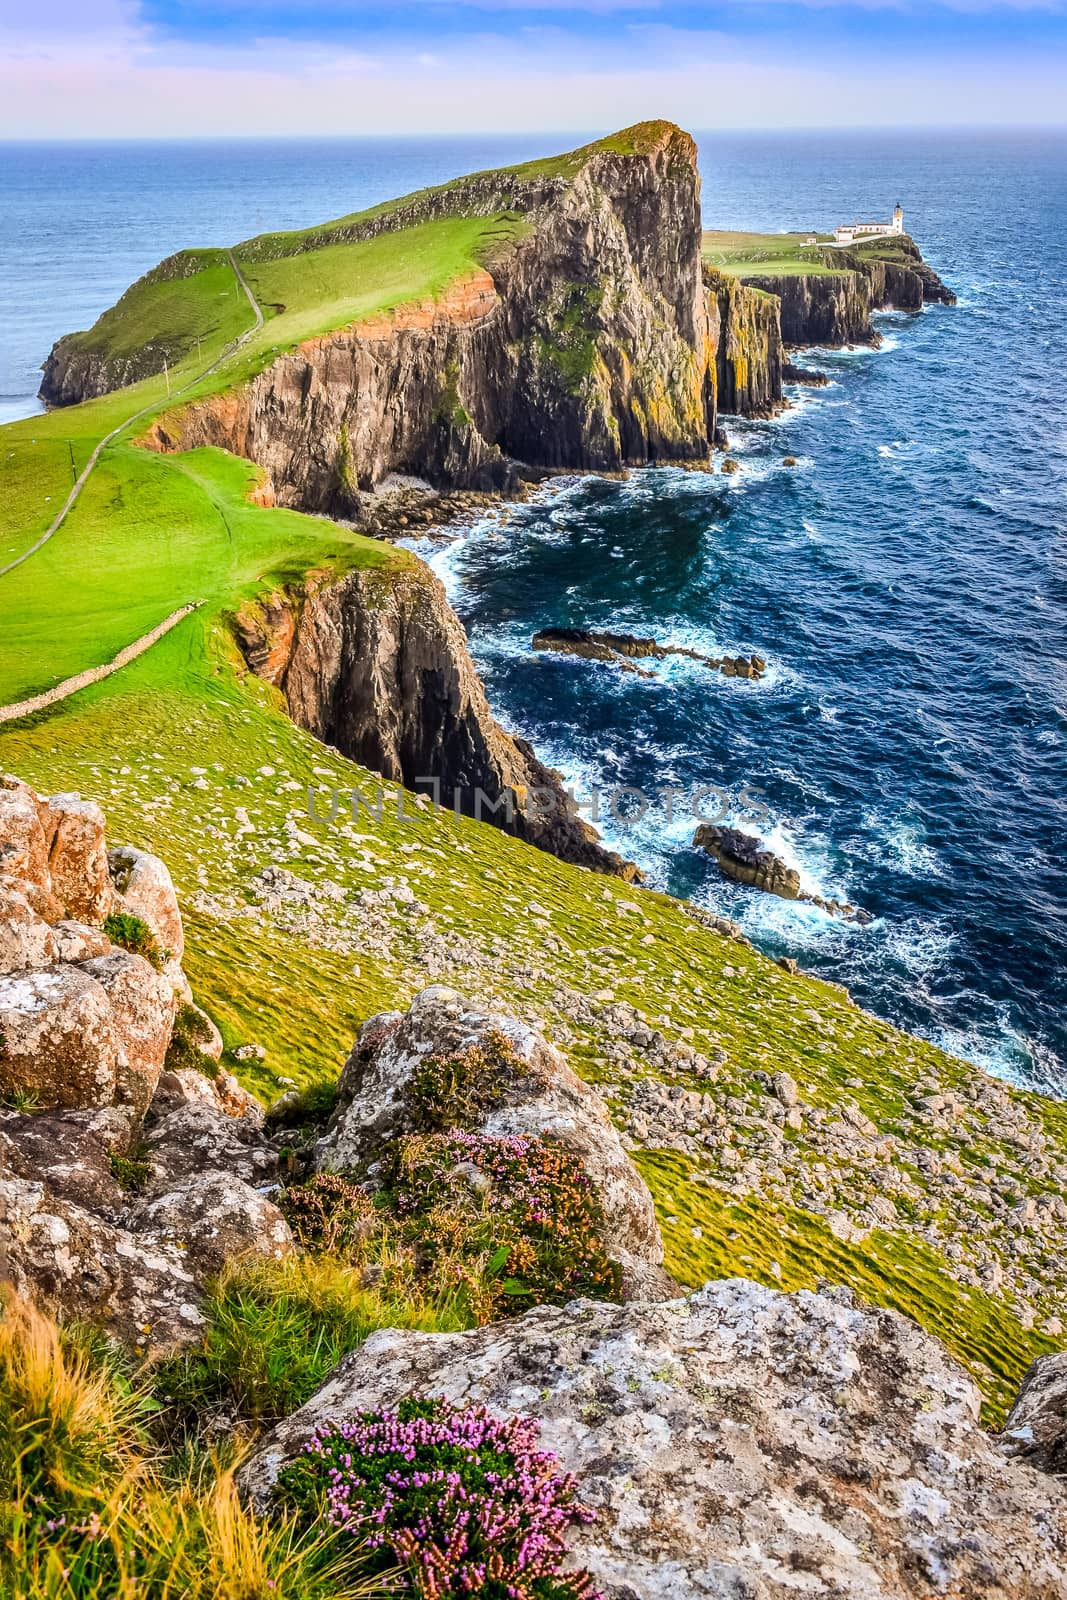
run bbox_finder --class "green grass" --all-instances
[66,249,250,366]
[638,1152,1059,1424]
[702,229,838,277]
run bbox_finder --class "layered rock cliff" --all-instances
[232,558,640,879]
[703,267,783,415]
[98,125,721,511]
[743,237,956,349]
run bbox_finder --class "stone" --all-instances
[144,1100,278,1188]
[693,823,801,900]
[240,1281,1067,1597]
[108,843,185,967]
[131,1170,293,1278]
[320,986,670,1299]
[42,793,112,924]
[0,774,58,917]
[1001,1350,1067,1476]
[0,880,58,973]
[79,950,177,1120]
[0,966,118,1108]
[721,457,741,473]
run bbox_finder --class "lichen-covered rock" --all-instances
[320,985,668,1298]
[0,775,59,918]
[130,1170,292,1277]
[144,1100,277,1188]
[1002,1351,1067,1477]
[108,843,186,979]
[80,950,176,1119]
[0,1169,205,1353]
[42,793,112,923]
[0,880,58,973]
[241,1281,1067,1598]
[0,966,118,1108]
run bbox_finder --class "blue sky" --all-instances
[3,0,1066,136]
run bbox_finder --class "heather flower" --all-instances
[276,1397,602,1600]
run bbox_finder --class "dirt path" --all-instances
[0,252,264,581]
[0,603,203,724]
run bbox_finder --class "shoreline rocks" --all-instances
[533,626,767,683]
[693,822,870,922]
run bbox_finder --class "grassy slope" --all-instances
[2,615,1065,1418]
[702,230,837,277]
[2,129,1065,1422]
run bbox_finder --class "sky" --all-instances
[2,0,1066,138]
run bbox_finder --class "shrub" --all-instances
[405,1032,521,1132]
[103,911,166,970]
[164,1003,220,1078]
[276,1396,602,1600]
[108,1147,152,1192]
[278,1172,376,1255]
[157,1256,466,1429]
[384,1130,623,1319]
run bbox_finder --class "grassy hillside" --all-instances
[702,229,837,277]
[2,128,1064,1425]
[2,605,1065,1418]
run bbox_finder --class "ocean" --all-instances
[1,130,1064,1090]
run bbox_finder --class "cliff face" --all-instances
[233,559,641,880]
[743,237,956,349]
[703,269,783,416]
[140,126,718,514]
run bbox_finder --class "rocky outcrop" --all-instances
[693,822,870,922]
[0,1072,287,1352]
[533,625,766,682]
[0,774,181,1115]
[240,1280,1067,1597]
[740,237,956,349]
[694,823,802,899]
[113,124,716,507]
[703,267,784,414]
[234,562,641,879]
[1002,1351,1067,1477]
[318,985,671,1300]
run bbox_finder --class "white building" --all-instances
[833,204,904,247]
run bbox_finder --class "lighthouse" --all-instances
[893,203,904,234]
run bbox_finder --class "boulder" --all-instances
[1002,1351,1067,1476]
[0,966,118,1108]
[108,844,186,987]
[319,986,669,1299]
[41,793,112,924]
[0,880,58,973]
[240,1281,1067,1597]
[0,1168,205,1353]
[0,774,59,918]
[80,950,176,1119]
[144,1100,277,1188]
[693,823,802,900]
[130,1170,292,1278]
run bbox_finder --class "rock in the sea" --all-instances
[1002,1350,1067,1476]
[240,1280,1067,1597]
[693,823,801,899]
[319,985,670,1299]
[720,457,741,474]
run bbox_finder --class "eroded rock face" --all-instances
[0,967,119,1108]
[320,985,668,1299]
[1002,1351,1067,1477]
[131,1170,292,1278]
[240,1281,1067,1598]
[108,843,186,987]
[235,564,642,880]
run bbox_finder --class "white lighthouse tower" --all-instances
[892,203,904,234]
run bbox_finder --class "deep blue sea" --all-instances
[2,131,1064,1090]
